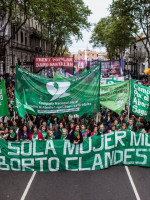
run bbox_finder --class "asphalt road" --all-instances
[0,166,150,200]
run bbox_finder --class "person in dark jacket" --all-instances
[70,124,83,144]
[7,126,17,141]
[18,125,30,140]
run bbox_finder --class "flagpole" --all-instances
[14,111,15,120]
[128,76,131,120]
[26,112,31,122]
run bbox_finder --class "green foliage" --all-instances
[0,0,91,57]
[90,16,135,59]
[110,0,150,64]
[31,0,92,56]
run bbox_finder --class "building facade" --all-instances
[124,33,150,77]
[0,16,50,74]
[72,49,107,61]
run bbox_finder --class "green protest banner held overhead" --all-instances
[0,79,9,117]
[0,131,150,172]
[15,65,101,115]
[130,80,150,120]
[100,81,130,114]
[15,90,26,119]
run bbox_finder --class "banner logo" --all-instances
[46,82,70,101]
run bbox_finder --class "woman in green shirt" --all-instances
[40,125,47,139]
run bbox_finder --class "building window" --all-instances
[21,31,23,43]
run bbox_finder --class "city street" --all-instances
[0,166,150,200]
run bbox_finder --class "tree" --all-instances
[0,0,34,72]
[32,0,91,56]
[110,0,150,66]
[90,16,135,60]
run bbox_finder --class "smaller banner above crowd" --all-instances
[1,131,150,171]
[88,60,124,77]
[15,65,101,116]
[131,80,150,120]
[74,60,87,74]
[34,57,74,74]
[0,79,9,117]
[34,57,74,68]
[100,81,130,114]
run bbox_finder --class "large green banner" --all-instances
[0,131,150,171]
[131,80,150,119]
[15,65,100,115]
[0,79,9,117]
[100,81,130,114]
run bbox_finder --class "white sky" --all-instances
[69,0,112,53]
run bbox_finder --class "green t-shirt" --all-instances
[33,134,38,139]
[42,132,47,139]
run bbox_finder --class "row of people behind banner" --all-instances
[0,108,150,144]
[1,73,150,145]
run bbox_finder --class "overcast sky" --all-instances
[69,0,112,53]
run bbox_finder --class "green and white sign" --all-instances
[0,79,9,116]
[100,81,130,114]
[131,80,150,119]
[1,131,150,171]
[15,65,100,115]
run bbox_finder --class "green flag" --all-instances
[100,81,130,114]
[15,90,26,119]
[130,80,150,120]
[15,64,101,115]
[0,79,9,116]
[54,72,65,79]
[23,89,36,115]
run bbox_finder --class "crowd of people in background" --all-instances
[0,73,150,145]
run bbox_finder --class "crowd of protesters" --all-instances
[0,73,150,145]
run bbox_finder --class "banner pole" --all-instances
[14,111,15,120]
[128,76,131,120]
[26,112,31,122]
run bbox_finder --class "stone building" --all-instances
[72,49,107,61]
[0,16,50,74]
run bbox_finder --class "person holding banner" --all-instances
[90,126,98,136]
[40,125,47,139]
[46,130,55,140]
[29,125,44,140]
[119,123,127,131]
[80,124,89,138]
[7,127,17,141]
[0,127,9,140]
[18,125,30,140]
[127,119,137,132]
[61,128,70,140]
[97,124,107,135]
[70,124,83,144]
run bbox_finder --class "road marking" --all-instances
[125,166,141,200]
[20,172,37,200]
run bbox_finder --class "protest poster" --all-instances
[0,131,150,171]
[130,80,150,120]
[100,81,130,114]
[0,79,9,117]
[15,65,100,116]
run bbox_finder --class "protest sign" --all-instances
[15,65,100,116]
[131,80,150,119]
[0,79,9,116]
[0,131,150,171]
[100,81,130,114]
